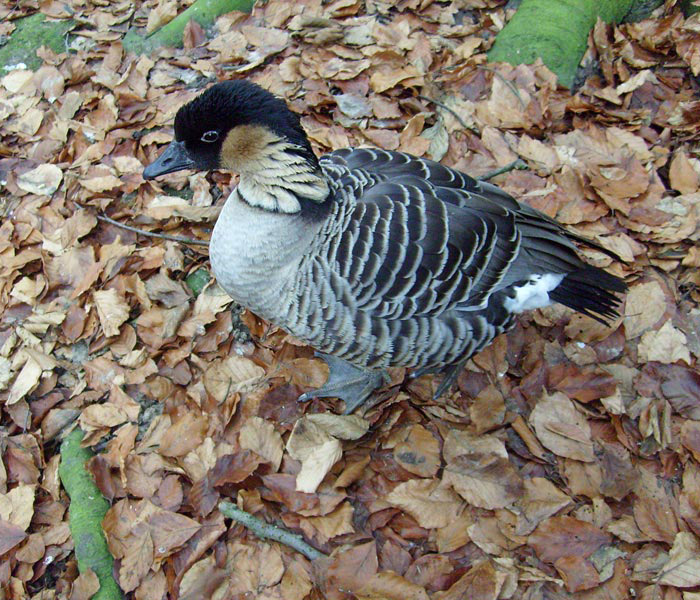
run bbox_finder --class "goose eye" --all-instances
[201,130,219,143]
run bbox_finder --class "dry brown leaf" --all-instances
[0,519,27,555]
[1,484,34,530]
[305,413,369,440]
[529,516,611,564]
[656,532,700,588]
[70,569,101,600]
[226,541,284,595]
[515,477,573,535]
[624,280,667,338]
[204,356,266,402]
[320,541,378,599]
[393,424,441,477]
[669,150,700,194]
[301,501,354,544]
[369,65,422,93]
[7,356,42,406]
[385,479,463,528]
[239,416,283,470]
[530,392,595,462]
[357,571,429,600]
[432,560,504,600]
[633,468,679,544]
[16,164,63,196]
[286,417,343,493]
[469,384,505,434]
[637,320,691,365]
[146,0,177,33]
[159,413,208,458]
[443,451,524,509]
[280,557,313,600]
[93,288,130,337]
[555,554,600,592]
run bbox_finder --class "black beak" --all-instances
[143,141,195,179]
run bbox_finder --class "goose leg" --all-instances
[298,353,389,413]
[409,360,468,400]
[432,359,468,400]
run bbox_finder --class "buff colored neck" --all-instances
[220,124,329,213]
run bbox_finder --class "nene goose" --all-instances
[143,80,626,412]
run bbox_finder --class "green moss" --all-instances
[123,0,254,54]
[59,428,122,600]
[186,268,211,296]
[487,0,636,88]
[0,13,75,72]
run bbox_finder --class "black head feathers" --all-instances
[173,80,317,169]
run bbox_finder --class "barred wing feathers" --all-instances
[321,148,625,329]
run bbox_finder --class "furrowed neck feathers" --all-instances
[221,124,329,214]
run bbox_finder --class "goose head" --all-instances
[143,80,328,213]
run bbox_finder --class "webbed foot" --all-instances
[298,353,389,413]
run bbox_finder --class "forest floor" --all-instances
[1,0,700,599]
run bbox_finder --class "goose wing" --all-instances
[321,148,593,319]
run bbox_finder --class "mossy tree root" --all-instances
[123,0,254,54]
[0,12,75,71]
[487,0,657,88]
[59,428,122,600]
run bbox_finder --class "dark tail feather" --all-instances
[549,266,627,325]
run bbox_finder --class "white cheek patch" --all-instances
[503,273,566,313]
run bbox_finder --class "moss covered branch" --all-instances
[123,0,254,54]
[0,13,75,71]
[59,428,122,600]
[487,0,661,88]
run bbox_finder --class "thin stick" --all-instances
[478,159,528,181]
[97,214,209,246]
[219,501,326,561]
[417,94,479,133]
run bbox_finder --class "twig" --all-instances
[416,94,479,133]
[97,214,209,246]
[219,501,327,561]
[477,65,526,109]
[478,159,528,181]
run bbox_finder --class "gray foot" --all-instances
[298,353,389,413]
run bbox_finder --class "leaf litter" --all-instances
[0,0,699,598]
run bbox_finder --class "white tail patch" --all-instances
[503,273,565,313]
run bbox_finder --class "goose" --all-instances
[143,79,626,413]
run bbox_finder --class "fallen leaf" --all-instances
[93,288,130,337]
[287,417,343,493]
[432,560,504,600]
[669,149,699,194]
[529,516,610,564]
[443,451,524,509]
[624,281,668,338]
[637,320,691,365]
[16,164,63,196]
[656,532,700,588]
[393,424,441,477]
[357,571,430,600]
[385,479,463,528]
[239,417,283,470]
[530,393,595,462]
